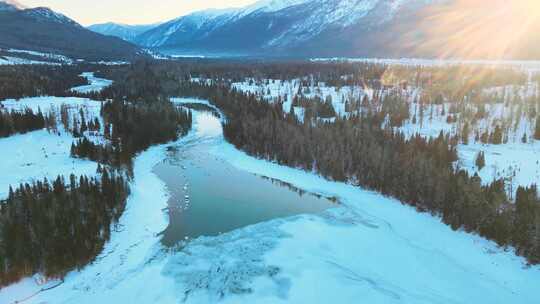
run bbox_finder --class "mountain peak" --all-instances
[22,6,82,27]
[88,22,161,42]
[242,0,309,14]
[0,0,25,11]
[0,3,145,61]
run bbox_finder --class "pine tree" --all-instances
[462,122,470,145]
[475,151,486,170]
[0,173,130,287]
[70,142,76,156]
[535,117,540,140]
[491,126,503,145]
[480,130,489,144]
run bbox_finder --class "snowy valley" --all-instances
[2,0,540,302]
[0,59,539,304]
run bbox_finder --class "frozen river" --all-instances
[154,110,334,246]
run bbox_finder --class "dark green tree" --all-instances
[475,151,486,170]
[535,117,540,140]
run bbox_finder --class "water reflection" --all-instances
[154,111,335,247]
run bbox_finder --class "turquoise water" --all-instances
[153,112,335,246]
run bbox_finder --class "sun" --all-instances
[411,0,540,60]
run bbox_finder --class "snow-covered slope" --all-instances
[136,0,311,48]
[134,8,238,49]
[135,0,389,49]
[22,6,82,27]
[132,0,540,59]
[88,22,160,42]
[0,4,145,61]
[0,0,24,11]
[239,0,309,16]
[133,0,438,56]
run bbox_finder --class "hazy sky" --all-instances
[17,0,258,26]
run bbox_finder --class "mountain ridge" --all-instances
[0,0,24,11]
[128,0,540,60]
[0,1,146,61]
[88,22,161,42]
[133,0,439,57]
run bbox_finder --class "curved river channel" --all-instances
[153,107,336,246]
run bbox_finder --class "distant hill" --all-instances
[88,22,160,42]
[0,1,145,61]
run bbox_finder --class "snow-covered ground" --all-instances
[229,76,540,194]
[0,56,61,66]
[312,58,540,72]
[398,101,540,191]
[87,61,130,66]
[71,72,113,93]
[0,96,107,199]
[459,142,540,193]
[0,141,173,304]
[2,100,539,304]
[5,49,73,64]
[0,49,131,66]
[0,93,170,302]
[2,96,101,114]
[0,48,73,65]
[0,129,98,200]
[231,78,372,116]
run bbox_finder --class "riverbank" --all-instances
[201,135,540,304]
[0,141,175,303]
[2,103,539,303]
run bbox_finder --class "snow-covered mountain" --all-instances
[0,1,145,61]
[22,6,82,27]
[131,0,540,60]
[0,0,24,11]
[88,22,160,42]
[133,0,438,56]
[134,8,238,49]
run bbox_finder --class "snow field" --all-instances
[205,136,540,304]
[230,76,540,193]
[0,141,175,304]
[0,130,98,199]
[0,96,109,199]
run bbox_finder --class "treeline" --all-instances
[86,62,173,102]
[83,61,539,147]
[92,59,389,89]
[61,63,193,167]
[0,170,129,287]
[70,100,192,167]
[0,107,57,137]
[0,65,87,100]
[536,117,540,140]
[0,62,195,287]
[384,65,527,99]
[292,95,337,119]
[178,81,540,264]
